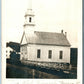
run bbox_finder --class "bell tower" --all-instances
[24,0,35,35]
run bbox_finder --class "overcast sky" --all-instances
[3,0,82,47]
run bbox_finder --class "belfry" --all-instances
[23,0,35,35]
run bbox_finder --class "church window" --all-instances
[48,50,52,59]
[29,17,32,22]
[59,51,63,59]
[37,49,41,58]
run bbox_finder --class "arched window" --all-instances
[29,17,32,22]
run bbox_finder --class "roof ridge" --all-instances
[34,31,63,35]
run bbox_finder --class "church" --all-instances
[20,0,71,70]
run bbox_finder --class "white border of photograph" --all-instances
[2,0,82,84]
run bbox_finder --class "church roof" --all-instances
[21,31,71,47]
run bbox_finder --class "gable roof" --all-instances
[21,31,71,47]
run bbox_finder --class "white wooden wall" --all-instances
[20,44,70,63]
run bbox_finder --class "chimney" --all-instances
[61,30,63,34]
[65,32,67,37]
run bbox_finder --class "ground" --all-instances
[6,60,77,79]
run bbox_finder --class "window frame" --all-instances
[59,51,63,59]
[37,49,41,58]
[29,17,32,22]
[48,50,52,59]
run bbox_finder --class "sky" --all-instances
[2,0,82,47]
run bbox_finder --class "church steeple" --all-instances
[28,0,32,9]
[24,0,35,27]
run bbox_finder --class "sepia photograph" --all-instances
[2,0,82,84]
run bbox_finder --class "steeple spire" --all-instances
[28,0,32,9]
[23,0,35,34]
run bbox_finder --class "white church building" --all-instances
[20,0,71,70]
